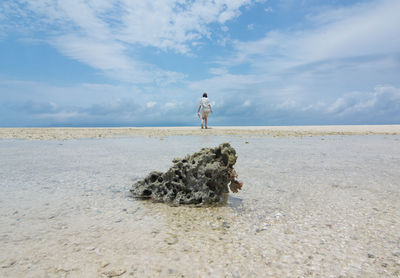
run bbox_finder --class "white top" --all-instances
[200,97,211,111]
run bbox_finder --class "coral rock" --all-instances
[130,143,242,205]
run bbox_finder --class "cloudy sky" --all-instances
[1,0,399,127]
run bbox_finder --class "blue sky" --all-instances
[0,0,399,127]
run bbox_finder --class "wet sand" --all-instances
[1,127,400,277]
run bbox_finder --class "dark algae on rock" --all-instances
[130,143,243,205]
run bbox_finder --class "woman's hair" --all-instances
[203,92,207,98]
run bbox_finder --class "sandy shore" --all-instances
[1,132,400,277]
[0,125,400,140]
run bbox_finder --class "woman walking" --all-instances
[197,92,212,129]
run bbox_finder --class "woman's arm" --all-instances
[197,105,201,119]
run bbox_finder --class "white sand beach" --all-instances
[1,126,400,277]
[1,125,400,140]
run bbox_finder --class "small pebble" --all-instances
[232,270,241,278]
[164,233,178,245]
[1,260,16,268]
[168,269,177,274]
[86,246,96,251]
[102,269,126,277]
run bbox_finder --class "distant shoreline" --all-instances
[1,125,399,140]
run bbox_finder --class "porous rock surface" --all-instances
[130,143,243,205]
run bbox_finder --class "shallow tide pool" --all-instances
[1,135,400,277]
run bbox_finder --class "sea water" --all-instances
[1,135,399,277]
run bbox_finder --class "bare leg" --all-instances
[204,116,208,129]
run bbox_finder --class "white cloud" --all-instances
[295,1,400,64]
[229,0,400,69]
[52,35,130,70]
[188,73,263,92]
[0,78,198,126]
[247,24,254,30]
[302,101,326,112]
[276,99,297,110]
[1,78,399,126]
[264,7,273,12]
[164,102,177,110]
[209,67,229,75]
[221,26,229,32]
[202,0,400,122]
[1,0,256,84]
[113,0,253,52]
[146,101,157,108]
[36,111,81,122]
[243,100,252,107]
[326,86,400,117]
[285,85,400,123]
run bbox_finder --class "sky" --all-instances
[0,0,399,127]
